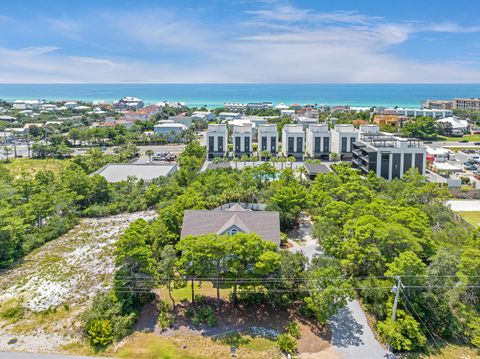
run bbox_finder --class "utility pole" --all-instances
[391,276,402,322]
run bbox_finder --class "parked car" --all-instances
[465,165,477,171]
[460,139,470,143]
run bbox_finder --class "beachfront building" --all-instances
[352,130,426,180]
[257,124,278,156]
[233,123,253,157]
[115,97,144,110]
[207,124,228,158]
[305,124,330,159]
[282,124,305,160]
[247,102,273,110]
[453,98,480,111]
[422,100,454,110]
[224,103,248,112]
[331,124,358,159]
[389,108,453,118]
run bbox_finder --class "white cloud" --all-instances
[1,4,480,83]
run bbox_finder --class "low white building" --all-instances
[207,124,228,158]
[305,124,330,159]
[296,116,319,129]
[224,103,247,112]
[233,123,253,156]
[257,124,278,155]
[282,124,305,159]
[219,112,242,121]
[275,103,289,110]
[153,123,187,140]
[168,114,192,127]
[192,111,215,122]
[389,108,453,119]
[331,124,358,158]
[281,109,295,117]
[437,117,468,136]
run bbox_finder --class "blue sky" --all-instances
[0,0,480,83]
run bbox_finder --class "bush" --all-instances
[187,305,217,327]
[82,291,136,344]
[467,317,480,348]
[237,290,268,306]
[87,319,114,346]
[277,333,297,354]
[377,310,426,352]
[285,321,301,339]
[157,300,174,331]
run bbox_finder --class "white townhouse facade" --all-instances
[330,124,358,159]
[305,123,331,159]
[282,124,305,159]
[207,124,228,158]
[352,125,426,180]
[390,108,453,119]
[233,123,253,156]
[257,124,279,155]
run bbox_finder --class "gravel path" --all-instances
[330,301,394,359]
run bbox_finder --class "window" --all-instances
[218,136,223,151]
[230,228,238,235]
[208,136,214,151]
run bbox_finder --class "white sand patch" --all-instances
[446,200,480,211]
[0,210,157,352]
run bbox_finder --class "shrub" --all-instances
[82,291,136,343]
[467,317,480,348]
[277,333,297,354]
[87,319,114,346]
[377,310,426,352]
[157,300,174,331]
[285,321,301,339]
[0,300,25,321]
[188,306,217,327]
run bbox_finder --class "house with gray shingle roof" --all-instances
[180,205,280,246]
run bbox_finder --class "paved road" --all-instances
[0,353,108,359]
[330,301,393,359]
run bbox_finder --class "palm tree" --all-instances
[145,149,154,163]
[330,152,340,163]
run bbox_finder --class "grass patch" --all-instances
[3,158,70,176]
[456,212,480,227]
[0,298,25,323]
[114,333,281,359]
[439,134,480,142]
[421,344,480,358]
[10,305,74,334]
[215,332,277,352]
[158,282,230,303]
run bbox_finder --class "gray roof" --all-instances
[94,163,177,183]
[180,209,280,245]
[206,162,231,170]
[304,163,331,175]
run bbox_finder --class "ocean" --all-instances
[0,83,479,108]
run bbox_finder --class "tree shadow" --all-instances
[329,305,364,347]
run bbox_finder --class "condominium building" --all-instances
[330,124,358,159]
[282,124,305,159]
[422,100,454,110]
[257,124,278,155]
[305,124,330,159]
[352,129,426,180]
[247,102,273,110]
[206,124,228,158]
[453,98,480,111]
[390,108,453,118]
[233,123,253,156]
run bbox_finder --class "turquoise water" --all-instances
[0,83,479,108]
